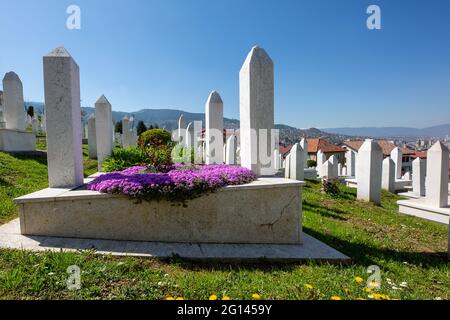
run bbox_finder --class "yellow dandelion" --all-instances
[356,297,366,300]
[251,293,261,300]
[364,287,372,293]
[368,281,380,289]
[209,294,218,300]
[222,296,231,300]
[304,284,313,289]
[355,276,364,284]
[331,296,342,300]
[176,297,184,300]
[165,296,175,300]
[344,288,351,293]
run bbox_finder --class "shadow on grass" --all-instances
[303,201,348,221]
[9,152,48,166]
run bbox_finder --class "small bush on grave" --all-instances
[307,160,317,168]
[171,145,202,165]
[322,177,341,197]
[102,147,148,172]
[138,128,172,149]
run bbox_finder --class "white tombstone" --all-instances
[274,148,280,170]
[356,139,383,204]
[32,115,38,133]
[402,171,411,181]
[391,147,403,179]
[322,160,338,179]
[338,163,342,176]
[178,114,186,145]
[327,155,339,178]
[239,46,274,176]
[43,47,83,188]
[316,149,326,177]
[122,116,132,148]
[2,72,26,131]
[225,134,237,165]
[87,115,97,159]
[412,158,426,197]
[382,157,395,192]
[95,95,113,171]
[205,91,224,164]
[300,138,308,168]
[345,150,356,177]
[289,143,304,181]
[284,154,291,179]
[425,141,449,208]
[342,166,347,177]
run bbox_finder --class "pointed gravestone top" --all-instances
[207,91,223,104]
[123,116,129,121]
[45,46,72,58]
[3,71,21,82]
[241,46,273,70]
[429,140,448,152]
[96,94,110,104]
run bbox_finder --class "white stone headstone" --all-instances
[382,157,395,192]
[345,150,356,177]
[32,115,38,133]
[300,138,308,168]
[356,139,383,204]
[185,122,194,148]
[391,147,403,179]
[412,158,426,197]
[2,72,26,131]
[284,154,291,179]
[205,91,224,164]
[95,95,113,171]
[122,116,132,148]
[239,46,274,176]
[289,143,304,181]
[402,171,411,181]
[317,149,326,177]
[43,47,83,188]
[178,114,186,145]
[87,115,97,159]
[225,134,237,165]
[425,141,449,208]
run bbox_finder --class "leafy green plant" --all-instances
[307,160,317,168]
[322,177,340,197]
[102,147,149,172]
[138,129,172,149]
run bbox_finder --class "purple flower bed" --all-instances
[87,164,257,203]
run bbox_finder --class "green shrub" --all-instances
[102,147,148,172]
[307,160,317,168]
[146,145,173,168]
[138,129,172,150]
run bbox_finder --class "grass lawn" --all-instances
[0,152,448,300]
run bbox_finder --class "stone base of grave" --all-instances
[304,168,318,179]
[345,178,357,188]
[397,192,421,200]
[346,178,412,193]
[15,177,305,245]
[0,128,36,152]
[0,218,350,262]
[397,198,450,225]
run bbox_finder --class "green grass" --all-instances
[0,154,448,300]
[0,148,97,224]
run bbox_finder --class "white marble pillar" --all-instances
[239,46,274,176]
[289,143,304,181]
[284,154,291,179]
[425,141,449,208]
[412,158,426,197]
[2,72,26,131]
[345,150,356,177]
[122,116,131,148]
[356,139,383,204]
[205,91,224,164]
[391,147,403,179]
[87,115,97,159]
[186,122,194,148]
[328,155,339,178]
[43,47,83,188]
[317,149,326,178]
[32,115,38,133]
[95,95,113,171]
[300,138,308,168]
[178,114,186,145]
[225,134,237,165]
[382,157,395,192]
[274,148,280,170]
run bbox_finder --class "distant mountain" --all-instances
[323,124,450,138]
[24,102,352,144]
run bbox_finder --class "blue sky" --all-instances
[1,0,450,128]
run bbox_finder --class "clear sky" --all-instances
[1,0,449,128]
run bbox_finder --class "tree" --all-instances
[136,121,147,136]
[115,121,123,134]
[27,106,34,118]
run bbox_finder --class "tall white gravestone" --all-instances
[95,95,113,171]
[425,141,449,208]
[88,115,97,159]
[345,150,356,177]
[316,149,325,177]
[122,116,132,148]
[225,134,237,165]
[391,147,402,179]
[2,72,26,131]
[239,46,274,176]
[205,91,224,164]
[356,139,383,204]
[382,157,395,192]
[300,138,308,168]
[43,47,83,188]
[412,158,426,197]
[289,143,304,181]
